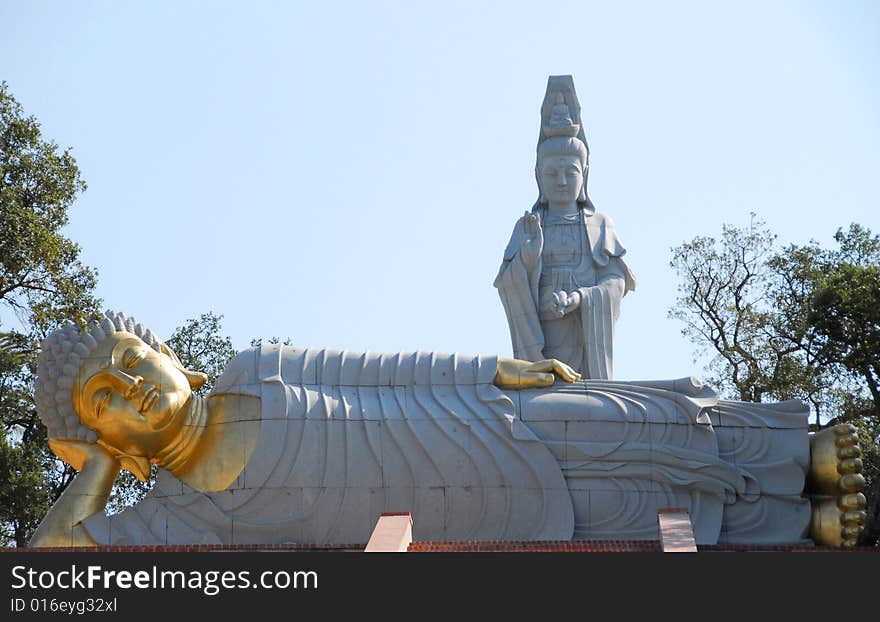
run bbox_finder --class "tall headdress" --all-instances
[533,75,596,214]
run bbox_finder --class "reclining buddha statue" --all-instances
[29,311,865,548]
[28,76,865,548]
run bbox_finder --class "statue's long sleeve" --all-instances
[494,218,545,361]
[578,259,627,379]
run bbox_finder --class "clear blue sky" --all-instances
[2,1,878,381]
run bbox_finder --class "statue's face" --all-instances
[74,332,191,457]
[539,154,584,204]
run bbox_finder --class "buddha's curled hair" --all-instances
[35,311,163,441]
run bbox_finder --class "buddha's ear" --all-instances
[159,343,208,390]
[183,369,208,390]
[535,167,547,203]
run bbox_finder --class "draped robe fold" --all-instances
[81,346,811,547]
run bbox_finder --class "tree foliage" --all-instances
[0,86,246,541]
[0,84,248,543]
[807,226,880,407]
[167,312,237,397]
[668,218,785,403]
[670,218,880,545]
[0,82,97,331]
[249,336,293,348]
[0,83,99,546]
[0,336,53,546]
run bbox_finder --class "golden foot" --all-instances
[807,424,865,496]
[807,424,867,546]
[810,493,867,547]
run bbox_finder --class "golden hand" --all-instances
[494,357,581,390]
[49,437,121,474]
[30,439,121,547]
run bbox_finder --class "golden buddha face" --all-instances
[539,154,584,205]
[73,332,192,458]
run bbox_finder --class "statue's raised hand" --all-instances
[520,211,543,268]
[49,437,121,475]
[494,357,580,389]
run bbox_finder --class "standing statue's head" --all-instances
[534,76,596,214]
[35,311,207,479]
[537,135,589,206]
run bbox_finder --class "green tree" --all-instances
[0,83,100,546]
[0,82,97,330]
[0,334,53,545]
[670,219,880,546]
[806,225,880,411]
[0,84,241,543]
[668,217,812,404]
[249,336,293,348]
[167,312,237,397]
[787,225,880,545]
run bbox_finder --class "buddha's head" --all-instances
[35,311,207,477]
[536,136,589,206]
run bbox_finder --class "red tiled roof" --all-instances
[408,540,880,552]
[408,540,662,552]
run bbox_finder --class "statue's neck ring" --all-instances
[153,395,208,475]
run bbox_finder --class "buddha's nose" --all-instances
[108,368,144,399]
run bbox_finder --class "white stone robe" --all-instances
[494,207,636,379]
[82,346,811,547]
[84,346,575,545]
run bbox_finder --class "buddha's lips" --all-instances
[139,387,159,413]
